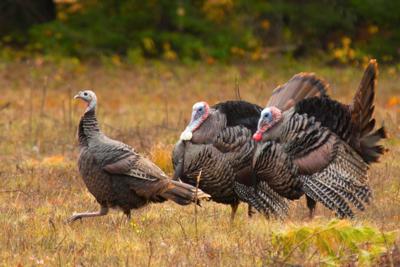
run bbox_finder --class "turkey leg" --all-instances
[230,203,239,222]
[67,206,109,223]
[306,196,317,219]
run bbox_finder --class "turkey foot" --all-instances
[67,206,109,223]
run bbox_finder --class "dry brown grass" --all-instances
[0,60,399,266]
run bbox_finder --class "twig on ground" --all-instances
[0,189,30,196]
[175,218,189,241]
[0,102,10,112]
[194,169,202,243]
[147,240,153,267]
[235,76,241,100]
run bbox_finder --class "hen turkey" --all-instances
[68,90,209,223]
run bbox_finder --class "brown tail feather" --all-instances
[350,59,386,163]
[161,180,210,206]
[266,72,329,111]
[350,59,378,134]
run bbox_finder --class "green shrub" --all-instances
[2,0,399,62]
[272,219,397,266]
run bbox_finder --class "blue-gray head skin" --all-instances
[180,101,210,141]
[253,106,282,142]
[74,90,97,112]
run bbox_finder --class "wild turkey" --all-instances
[173,101,263,219]
[173,74,328,219]
[68,90,209,223]
[252,59,386,218]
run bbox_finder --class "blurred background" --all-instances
[0,2,400,266]
[1,0,399,65]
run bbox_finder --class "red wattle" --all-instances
[252,132,263,142]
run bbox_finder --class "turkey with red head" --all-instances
[252,59,386,218]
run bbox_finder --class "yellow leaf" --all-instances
[260,19,270,30]
[176,6,185,16]
[388,67,396,76]
[387,96,400,108]
[368,25,379,35]
[341,36,351,48]
[142,38,156,53]
[111,55,122,66]
[41,155,66,167]
[206,56,215,64]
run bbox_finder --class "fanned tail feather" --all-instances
[267,72,329,111]
[351,59,378,133]
[350,59,386,163]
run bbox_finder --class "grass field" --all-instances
[0,59,399,266]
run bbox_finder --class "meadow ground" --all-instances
[0,59,399,266]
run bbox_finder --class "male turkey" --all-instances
[252,60,386,218]
[68,90,209,223]
[172,73,328,219]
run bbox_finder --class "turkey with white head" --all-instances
[252,59,386,218]
[67,90,209,223]
[172,73,328,220]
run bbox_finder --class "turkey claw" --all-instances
[66,214,83,224]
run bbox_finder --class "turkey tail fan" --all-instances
[350,59,378,134]
[350,59,387,163]
[266,72,330,111]
[234,181,289,219]
[161,180,210,206]
[301,142,371,218]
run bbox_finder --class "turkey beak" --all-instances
[74,93,81,100]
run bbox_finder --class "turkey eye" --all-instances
[83,92,88,96]
[198,108,203,112]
